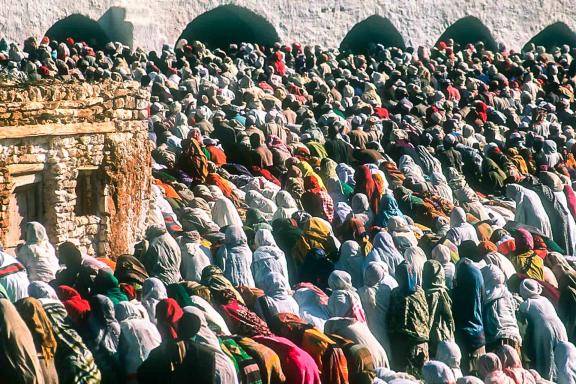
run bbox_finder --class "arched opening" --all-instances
[45,14,111,50]
[98,7,134,47]
[340,15,405,53]
[523,22,576,51]
[436,16,497,51]
[177,5,279,49]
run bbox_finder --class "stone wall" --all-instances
[1,0,576,51]
[0,80,151,257]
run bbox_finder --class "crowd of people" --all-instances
[1,32,576,384]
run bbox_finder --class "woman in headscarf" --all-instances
[423,260,455,357]
[16,221,59,283]
[354,164,382,214]
[211,196,243,228]
[15,297,59,384]
[216,225,255,287]
[388,261,430,375]
[478,241,516,280]
[422,360,456,384]
[436,341,463,380]
[555,341,576,384]
[142,225,182,285]
[351,193,374,227]
[327,270,366,323]
[367,230,404,277]
[375,191,405,228]
[510,229,544,281]
[55,285,91,326]
[505,184,553,239]
[558,271,576,343]
[481,157,507,194]
[0,298,45,384]
[0,249,30,302]
[114,255,149,286]
[86,295,121,384]
[357,261,397,356]
[477,353,515,384]
[481,265,521,353]
[178,231,212,283]
[452,258,485,375]
[255,272,299,322]
[335,240,365,288]
[324,315,389,369]
[518,279,568,380]
[141,277,167,324]
[494,345,537,384]
[404,246,427,288]
[252,228,290,287]
[93,270,128,305]
[541,171,576,255]
[28,282,101,384]
[215,289,273,338]
[388,216,418,253]
[273,191,299,221]
[138,302,217,384]
[320,157,350,204]
[246,190,277,221]
[431,244,456,289]
[293,217,340,266]
[115,301,161,384]
[182,307,239,384]
[301,175,335,222]
[253,334,322,384]
[445,207,479,246]
[292,283,330,331]
[166,283,193,308]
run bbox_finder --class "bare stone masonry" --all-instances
[0,80,151,257]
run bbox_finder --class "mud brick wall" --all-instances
[0,80,151,257]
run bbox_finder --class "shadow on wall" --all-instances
[177,5,279,49]
[44,8,133,50]
[98,7,134,47]
[524,22,576,51]
[340,15,405,54]
[436,16,498,51]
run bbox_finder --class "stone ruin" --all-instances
[0,80,151,257]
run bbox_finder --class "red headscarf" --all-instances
[476,101,488,123]
[272,51,287,76]
[514,228,534,253]
[56,285,91,324]
[354,165,381,213]
[156,298,183,341]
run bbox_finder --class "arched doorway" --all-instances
[436,16,497,51]
[177,5,279,49]
[340,15,405,53]
[45,14,111,50]
[523,22,576,51]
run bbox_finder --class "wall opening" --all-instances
[436,16,497,51]
[340,15,405,53]
[45,14,111,50]
[75,169,102,217]
[6,179,44,251]
[98,7,134,47]
[177,5,279,49]
[523,22,576,51]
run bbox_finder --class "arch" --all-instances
[177,5,279,49]
[524,22,576,51]
[436,16,497,51]
[98,7,134,47]
[340,15,405,53]
[45,14,111,50]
